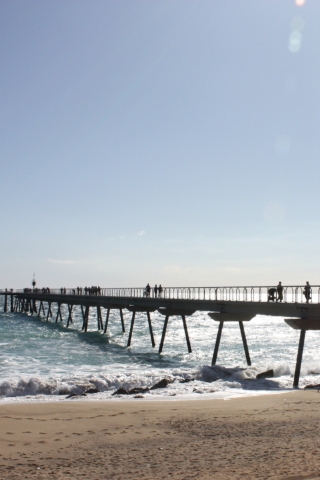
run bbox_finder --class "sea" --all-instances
[1,295,320,404]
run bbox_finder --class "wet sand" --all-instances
[1,391,320,480]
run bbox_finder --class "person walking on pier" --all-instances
[154,285,158,297]
[158,285,163,297]
[277,282,283,302]
[303,281,311,303]
[145,283,151,297]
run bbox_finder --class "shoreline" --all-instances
[0,386,295,406]
[1,390,320,479]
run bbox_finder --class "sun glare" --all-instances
[295,0,305,6]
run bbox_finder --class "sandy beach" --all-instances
[0,391,320,480]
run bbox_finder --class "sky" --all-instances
[1,0,320,289]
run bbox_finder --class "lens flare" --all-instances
[289,30,302,53]
[295,0,305,6]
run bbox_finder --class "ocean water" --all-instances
[0,296,320,404]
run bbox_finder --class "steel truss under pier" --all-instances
[2,287,320,388]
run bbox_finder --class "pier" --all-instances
[1,284,320,387]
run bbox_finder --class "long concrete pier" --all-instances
[1,285,320,387]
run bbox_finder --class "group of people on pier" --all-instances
[24,287,51,294]
[268,281,312,303]
[144,283,163,298]
[59,286,102,295]
[83,286,101,295]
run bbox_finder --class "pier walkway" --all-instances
[1,284,320,387]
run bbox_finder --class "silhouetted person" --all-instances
[154,285,158,297]
[268,287,276,302]
[303,281,311,303]
[277,282,283,302]
[145,283,151,297]
[158,285,163,297]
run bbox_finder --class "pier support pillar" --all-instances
[120,309,125,332]
[104,309,111,333]
[239,321,251,366]
[46,302,52,321]
[159,316,169,354]
[147,311,155,348]
[81,305,85,328]
[293,329,306,388]
[127,311,136,347]
[82,306,90,332]
[97,306,103,330]
[103,305,127,334]
[285,318,320,387]
[10,294,14,312]
[38,301,45,317]
[157,308,195,354]
[55,303,63,323]
[181,315,192,353]
[209,313,254,366]
[14,297,19,312]
[126,306,156,347]
[212,321,223,365]
[66,305,73,327]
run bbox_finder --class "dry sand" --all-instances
[0,391,320,480]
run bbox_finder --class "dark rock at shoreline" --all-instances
[66,393,87,399]
[85,387,100,394]
[129,387,149,394]
[112,387,130,396]
[304,383,320,390]
[150,379,170,390]
[112,379,170,396]
[256,369,274,379]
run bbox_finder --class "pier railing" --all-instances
[1,285,320,304]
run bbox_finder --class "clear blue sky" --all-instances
[1,0,320,289]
